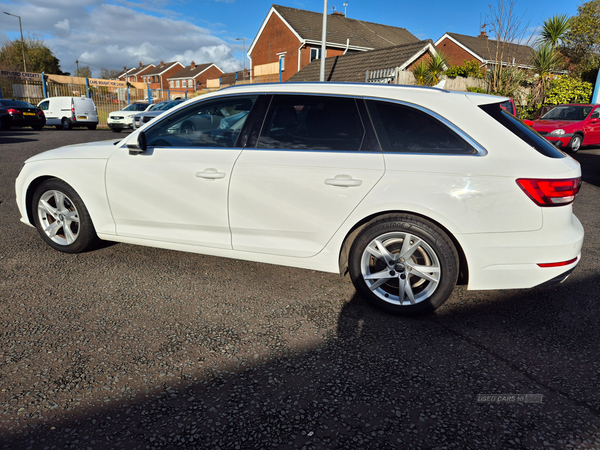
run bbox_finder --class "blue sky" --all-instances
[0,0,584,77]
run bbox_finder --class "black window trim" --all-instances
[250,92,383,154]
[362,96,488,157]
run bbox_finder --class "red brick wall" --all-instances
[406,52,432,70]
[251,12,302,82]
[436,37,479,67]
[197,66,224,89]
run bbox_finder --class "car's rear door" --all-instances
[229,94,385,258]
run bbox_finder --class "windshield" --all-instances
[154,101,181,111]
[541,105,592,121]
[123,103,149,112]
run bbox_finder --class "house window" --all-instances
[279,55,285,71]
[176,81,180,88]
[310,48,321,62]
[170,81,174,88]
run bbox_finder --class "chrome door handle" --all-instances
[325,174,363,187]
[196,168,226,180]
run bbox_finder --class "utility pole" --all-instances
[76,60,79,77]
[3,12,26,72]
[320,0,328,82]
[236,37,246,81]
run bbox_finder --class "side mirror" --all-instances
[590,117,600,123]
[126,131,147,155]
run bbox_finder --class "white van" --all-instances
[37,97,99,130]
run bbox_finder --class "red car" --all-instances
[531,104,600,152]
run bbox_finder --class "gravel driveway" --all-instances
[1,128,599,449]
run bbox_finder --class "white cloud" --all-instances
[0,0,242,76]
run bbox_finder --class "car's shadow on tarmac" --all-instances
[2,268,599,449]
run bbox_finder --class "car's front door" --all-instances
[105,95,258,249]
[583,107,600,145]
[229,94,385,258]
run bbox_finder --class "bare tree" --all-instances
[483,0,533,96]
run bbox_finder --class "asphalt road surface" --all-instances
[1,128,599,449]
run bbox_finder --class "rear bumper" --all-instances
[460,213,584,290]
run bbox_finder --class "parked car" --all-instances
[132,99,185,129]
[0,99,46,131]
[37,96,99,130]
[531,103,600,152]
[15,83,584,316]
[107,102,151,132]
[500,98,518,118]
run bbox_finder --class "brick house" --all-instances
[141,61,184,90]
[248,4,419,82]
[116,66,136,82]
[167,62,224,93]
[435,32,533,69]
[290,40,438,82]
[125,62,156,83]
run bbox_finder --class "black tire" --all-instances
[111,128,122,133]
[32,179,98,253]
[568,134,582,153]
[348,214,459,316]
[88,124,97,130]
[61,118,72,130]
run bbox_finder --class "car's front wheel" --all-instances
[348,214,459,316]
[568,134,582,153]
[32,179,98,253]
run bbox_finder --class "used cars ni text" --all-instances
[531,103,600,152]
[15,83,584,316]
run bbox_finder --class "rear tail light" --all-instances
[516,177,581,206]
[7,108,22,115]
[37,110,45,117]
[538,257,578,268]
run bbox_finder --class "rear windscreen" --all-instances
[479,102,565,159]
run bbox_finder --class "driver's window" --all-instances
[38,101,49,111]
[592,110,600,119]
[144,95,258,148]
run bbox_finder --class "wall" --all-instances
[437,37,480,67]
[251,12,301,82]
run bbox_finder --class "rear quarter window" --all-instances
[479,102,565,159]
[366,100,477,154]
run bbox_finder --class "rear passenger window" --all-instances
[366,100,476,154]
[257,95,366,151]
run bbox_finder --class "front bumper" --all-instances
[543,135,573,148]
[108,122,133,130]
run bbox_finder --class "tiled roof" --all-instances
[444,32,533,66]
[273,5,419,49]
[128,63,155,77]
[143,61,183,76]
[289,40,435,82]
[168,63,222,80]
[115,67,134,78]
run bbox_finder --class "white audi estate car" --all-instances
[15,83,584,315]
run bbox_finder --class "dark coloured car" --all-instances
[531,104,600,152]
[0,99,46,131]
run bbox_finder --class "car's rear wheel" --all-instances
[32,179,97,253]
[569,134,582,153]
[61,118,72,130]
[348,214,458,316]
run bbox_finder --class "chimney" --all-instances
[139,61,143,67]
[160,60,164,67]
[479,30,487,38]
[191,61,195,69]
[123,65,127,71]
